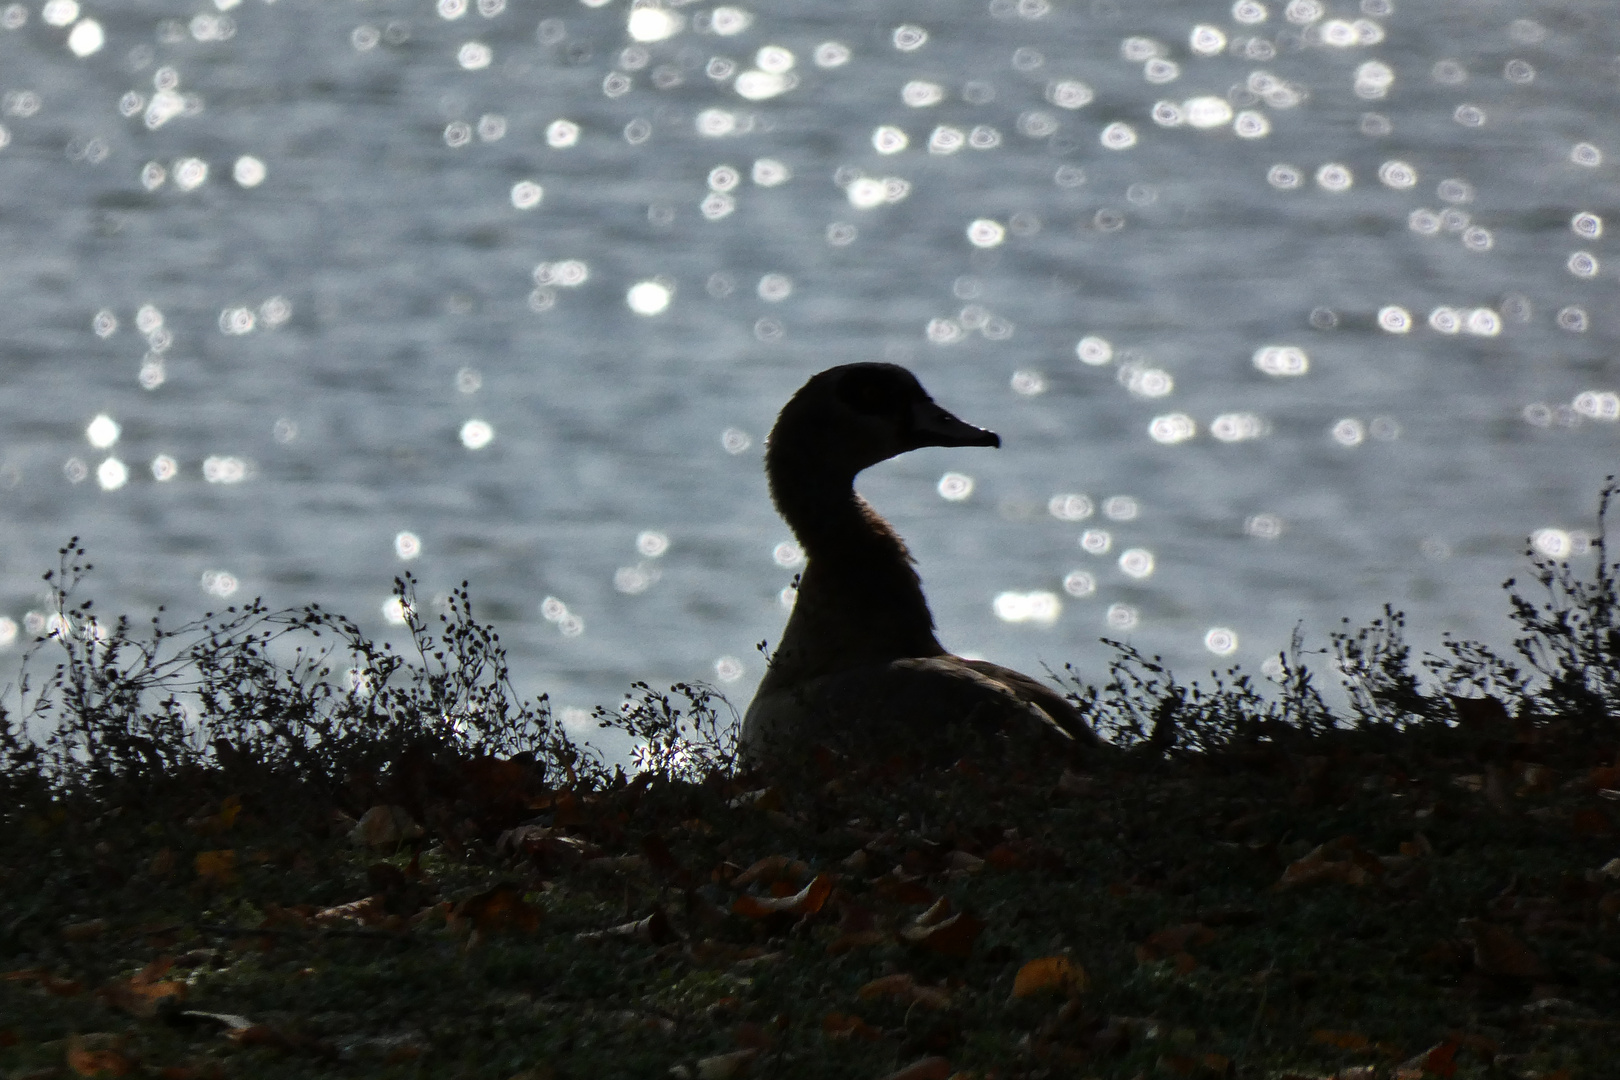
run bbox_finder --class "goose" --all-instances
[740,362,1101,762]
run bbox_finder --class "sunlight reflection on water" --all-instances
[0,0,1614,751]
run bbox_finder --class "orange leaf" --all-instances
[900,912,984,958]
[985,843,1025,870]
[732,854,808,889]
[1311,1029,1370,1051]
[1419,1039,1458,1078]
[99,958,187,1018]
[62,919,109,942]
[193,849,237,886]
[821,1012,881,1041]
[66,1038,134,1078]
[731,873,834,919]
[314,895,388,926]
[1460,920,1551,980]
[1011,956,1086,998]
[858,973,917,1000]
[454,883,543,934]
[1572,808,1613,836]
[879,1056,952,1080]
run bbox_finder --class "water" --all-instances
[0,0,1616,750]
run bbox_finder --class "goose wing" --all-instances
[949,657,1100,746]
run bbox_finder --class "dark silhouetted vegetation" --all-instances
[2,480,1617,1080]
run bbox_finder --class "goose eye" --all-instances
[834,367,910,416]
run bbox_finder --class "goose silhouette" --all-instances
[740,363,1100,762]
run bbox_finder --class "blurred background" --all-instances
[0,0,1615,751]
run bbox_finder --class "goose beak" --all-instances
[910,399,1001,449]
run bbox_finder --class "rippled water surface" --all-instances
[1,0,1616,740]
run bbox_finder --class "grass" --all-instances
[2,479,1618,1080]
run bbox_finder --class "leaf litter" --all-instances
[4,479,1620,1078]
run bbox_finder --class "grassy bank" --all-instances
[2,482,1618,1080]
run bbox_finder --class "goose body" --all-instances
[740,363,1099,761]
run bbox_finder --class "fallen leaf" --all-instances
[879,1056,952,1080]
[62,918,109,942]
[1011,956,1087,998]
[349,805,423,847]
[732,854,809,889]
[1572,808,1613,836]
[694,1047,757,1079]
[870,866,936,905]
[732,873,834,919]
[1397,1039,1458,1079]
[453,883,543,935]
[148,848,176,878]
[1055,769,1095,797]
[1137,923,1218,966]
[1311,1029,1370,1051]
[857,972,952,1009]
[915,896,953,927]
[186,795,242,835]
[193,849,237,886]
[821,1012,882,1041]
[66,1035,135,1078]
[1274,837,1382,890]
[1460,919,1552,980]
[99,958,187,1018]
[900,911,984,958]
[313,895,388,927]
[576,908,677,945]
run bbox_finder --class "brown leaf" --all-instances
[915,896,953,927]
[1011,956,1086,998]
[148,848,176,878]
[186,795,242,836]
[62,918,109,942]
[576,908,676,945]
[878,1056,952,1080]
[1310,1029,1370,1051]
[66,1036,135,1078]
[900,911,984,958]
[1055,769,1096,797]
[640,833,680,875]
[1274,837,1382,890]
[695,1047,757,1079]
[732,854,809,889]
[193,849,237,886]
[870,866,935,905]
[1572,807,1613,836]
[313,895,389,927]
[1138,923,1217,962]
[453,883,543,935]
[820,1012,882,1041]
[1396,1039,1458,1079]
[349,805,423,847]
[1460,919,1552,980]
[856,972,952,1010]
[858,972,915,999]
[98,958,187,1018]
[731,873,834,919]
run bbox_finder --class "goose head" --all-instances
[766,363,1000,489]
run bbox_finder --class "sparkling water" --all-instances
[0,0,1615,747]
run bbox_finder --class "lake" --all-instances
[0,0,1615,752]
